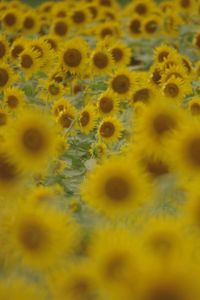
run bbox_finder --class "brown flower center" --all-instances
[101,28,113,38]
[22,128,45,153]
[190,103,200,116]
[135,3,147,15]
[180,0,190,8]
[45,38,57,50]
[80,111,90,127]
[112,47,123,62]
[158,51,169,63]
[0,42,6,58]
[21,54,33,69]
[99,96,113,113]
[100,0,111,6]
[0,68,8,87]
[104,254,127,280]
[54,21,68,36]
[59,113,73,128]
[23,17,34,29]
[7,95,18,108]
[48,84,59,95]
[0,153,18,182]
[105,176,130,201]
[145,20,158,34]
[151,69,161,85]
[111,74,130,94]
[185,137,200,167]
[100,121,115,137]
[146,283,184,300]
[163,83,179,98]
[3,13,16,26]
[153,113,176,136]
[130,19,141,34]
[11,45,24,59]
[63,48,82,67]
[93,52,108,69]
[19,221,47,251]
[72,11,86,24]
[133,88,150,104]
[143,157,169,177]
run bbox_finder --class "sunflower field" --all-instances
[0,0,200,298]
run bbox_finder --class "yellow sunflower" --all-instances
[2,9,20,32]
[5,109,60,173]
[79,104,98,135]
[188,96,200,116]
[22,11,41,34]
[81,156,152,217]
[97,90,119,116]
[90,46,113,76]
[19,47,40,79]
[98,116,123,144]
[51,18,69,38]
[0,63,17,91]
[109,41,132,67]
[4,87,26,110]
[0,35,9,61]
[10,37,26,62]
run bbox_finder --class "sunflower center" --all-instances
[0,154,18,181]
[105,176,130,201]
[49,84,59,95]
[0,112,7,126]
[150,234,174,254]
[11,45,24,59]
[153,113,176,136]
[72,11,85,24]
[135,3,147,15]
[130,19,141,34]
[105,254,127,280]
[0,68,8,87]
[143,157,169,177]
[186,137,200,167]
[100,121,115,137]
[7,95,18,108]
[181,0,190,8]
[190,103,200,116]
[152,69,161,85]
[4,13,16,26]
[112,47,123,62]
[93,52,108,69]
[0,42,6,58]
[63,49,82,67]
[23,17,34,29]
[112,74,130,94]
[147,283,183,300]
[164,83,179,98]
[23,128,45,153]
[133,88,150,103]
[101,28,113,38]
[73,84,82,94]
[45,38,57,50]
[21,54,33,69]
[145,20,158,34]
[54,21,68,36]
[80,111,90,127]
[19,221,46,251]
[59,113,73,128]
[99,96,113,113]
[71,279,90,297]
[158,51,169,63]
[100,0,111,6]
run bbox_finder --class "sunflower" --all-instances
[161,76,191,103]
[0,35,9,61]
[148,64,163,88]
[81,156,151,217]
[50,261,99,300]
[128,15,143,38]
[167,120,200,176]
[4,87,25,111]
[131,79,156,106]
[41,79,64,101]
[22,11,40,34]
[154,44,178,64]
[143,16,162,37]
[89,226,141,298]
[5,109,60,173]
[181,55,193,76]
[51,18,69,38]
[97,90,119,116]
[79,104,97,135]
[19,47,40,79]
[134,98,187,157]
[161,64,189,84]
[0,63,17,91]
[96,21,120,40]
[2,9,20,32]
[109,41,132,67]
[41,34,61,52]
[2,201,79,270]
[10,37,26,62]
[70,5,91,28]
[98,116,123,144]
[60,38,89,75]
[127,0,155,17]
[90,47,113,76]
[109,68,135,100]
[188,96,200,116]
[90,141,107,159]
